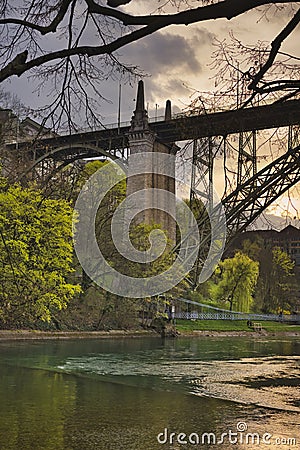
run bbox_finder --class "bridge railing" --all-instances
[54,112,198,136]
[175,311,300,322]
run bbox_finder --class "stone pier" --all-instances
[126,81,176,242]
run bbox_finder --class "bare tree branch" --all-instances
[0,0,299,129]
[107,0,132,6]
[0,0,299,85]
[86,0,298,26]
[0,22,162,82]
[0,0,73,35]
[0,50,29,81]
[248,7,300,92]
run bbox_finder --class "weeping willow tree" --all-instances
[211,252,259,312]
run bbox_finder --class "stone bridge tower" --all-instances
[126,81,176,242]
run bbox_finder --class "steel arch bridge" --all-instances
[3,96,300,284]
[186,143,300,286]
[17,143,120,181]
[3,98,300,180]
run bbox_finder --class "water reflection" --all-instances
[0,336,299,449]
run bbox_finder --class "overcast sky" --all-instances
[4,2,300,121]
[2,1,300,226]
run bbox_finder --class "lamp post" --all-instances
[171,304,176,326]
[155,103,159,121]
[117,83,121,134]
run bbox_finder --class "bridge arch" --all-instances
[224,144,300,236]
[18,143,119,182]
[186,144,300,287]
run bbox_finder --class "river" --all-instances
[0,336,299,449]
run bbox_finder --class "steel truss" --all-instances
[224,143,300,238]
[189,136,225,283]
[237,130,257,186]
[186,143,300,287]
[190,130,257,210]
[289,124,300,150]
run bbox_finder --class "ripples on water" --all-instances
[58,352,300,412]
[0,336,299,449]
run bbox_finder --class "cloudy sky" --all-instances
[4,2,300,121]
[2,1,300,227]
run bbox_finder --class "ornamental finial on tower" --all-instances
[130,80,149,131]
[165,100,172,121]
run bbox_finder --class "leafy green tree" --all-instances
[239,238,264,261]
[0,178,80,326]
[254,246,296,313]
[55,161,145,330]
[64,220,184,330]
[235,236,297,313]
[114,222,188,326]
[74,160,127,290]
[211,252,259,312]
[272,247,295,311]
[58,161,187,330]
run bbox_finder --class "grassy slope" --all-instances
[176,319,300,333]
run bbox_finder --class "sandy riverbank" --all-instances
[0,329,158,340]
[0,329,299,340]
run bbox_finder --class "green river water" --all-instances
[0,336,299,449]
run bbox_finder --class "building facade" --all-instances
[229,224,300,266]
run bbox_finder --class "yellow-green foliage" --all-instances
[0,179,81,325]
[211,252,259,312]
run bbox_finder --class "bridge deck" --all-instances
[6,99,300,156]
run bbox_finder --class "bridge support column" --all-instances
[127,81,176,242]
